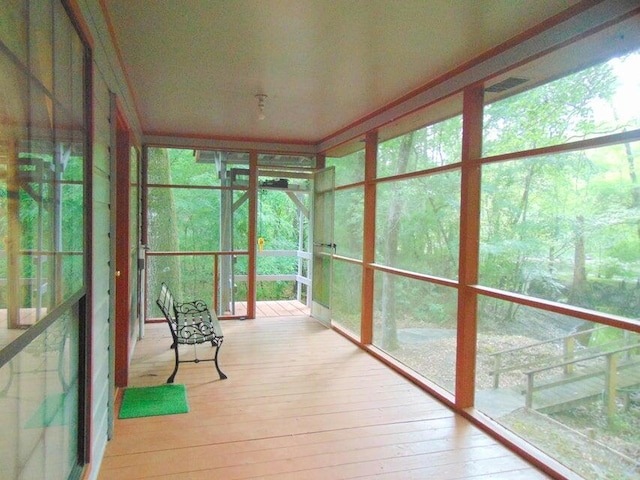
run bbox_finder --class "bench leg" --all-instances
[167,342,180,383]
[213,341,227,380]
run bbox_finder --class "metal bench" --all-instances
[156,282,227,383]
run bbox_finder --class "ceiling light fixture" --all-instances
[255,93,267,120]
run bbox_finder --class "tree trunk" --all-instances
[381,132,414,349]
[622,140,640,250]
[147,148,181,312]
[569,215,587,306]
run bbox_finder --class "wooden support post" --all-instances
[247,151,258,319]
[361,131,377,345]
[455,84,484,409]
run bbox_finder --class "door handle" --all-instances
[314,242,336,252]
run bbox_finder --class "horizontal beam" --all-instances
[143,134,318,155]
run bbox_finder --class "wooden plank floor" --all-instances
[99,317,550,479]
[232,300,311,318]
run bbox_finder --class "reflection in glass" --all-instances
[0,310,79,479]
[1,2,85,340]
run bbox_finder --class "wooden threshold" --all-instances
[98,317,550,479]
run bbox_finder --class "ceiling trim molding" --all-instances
[317,0,639,154]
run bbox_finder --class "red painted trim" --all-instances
[114,108,131,387]
[247,152,258,319]
[455,85,484,409]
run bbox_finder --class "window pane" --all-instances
[147,147,221,186]
[147,186,221,252]
[377,115,462,178]
[0,0,28,63]
[480,142,640,319]
[232,189,249,250]
[326,149,365,187]
[334,186,363,260]
[483,49,640,157]
[376,171,460,278]
[476,296,640,479]
[146,255,216,318]
[373,271,457,393]
[218,253,248,316]
[332,259,362,337]
[0,309,80,479]
[61,183,83,297]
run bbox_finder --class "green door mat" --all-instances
[119,384,189,419]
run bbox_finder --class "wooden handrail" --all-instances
[525,343,640,412]
[489,326,606,358]
[525,342,640,375]
[489,326,631,388]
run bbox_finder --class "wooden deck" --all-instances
[98,317,550,479]
[233,300,311,318]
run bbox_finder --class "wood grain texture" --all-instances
[99,317,549,479]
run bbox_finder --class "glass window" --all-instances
[326,149,365,187]
[147,148,222,186]
[480,142,640,319]
[377,114,462,178]
[1,0,86,335]
[483,49,640,157]
[0,308,80,479]
[476,297,640,479]
[373,271,458,393]
[376,171,460,278]
[0,2,87,478]
[147,186,221,252]
[332,260,362,337]
[334,187,363,260]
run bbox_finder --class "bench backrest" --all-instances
[156,282,176,325]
